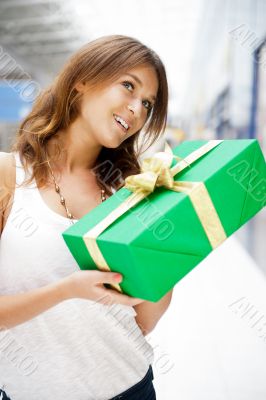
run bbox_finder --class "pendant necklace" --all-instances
[47,160,106,224]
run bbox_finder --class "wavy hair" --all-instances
[11,35,168,195]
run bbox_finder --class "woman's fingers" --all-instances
[97,286,145,307]
[65,270,145,306]
[90,270,123,285]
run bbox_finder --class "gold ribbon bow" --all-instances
[83,140,227,293]
[125,142,184,193]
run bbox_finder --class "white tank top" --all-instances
[0,152,154,400]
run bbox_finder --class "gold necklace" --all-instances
[47,160,106,224]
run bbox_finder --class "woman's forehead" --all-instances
[87,65,158,99]
[120,65,158,94]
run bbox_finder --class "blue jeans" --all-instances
[110,365,156,400]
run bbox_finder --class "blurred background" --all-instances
[0,0,265,399]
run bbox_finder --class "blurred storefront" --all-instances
[181,0,266,273]
[183,0,266,149]
[0,81,34,150]
[253,39,266,154]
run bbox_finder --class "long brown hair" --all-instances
[11,35,168,195]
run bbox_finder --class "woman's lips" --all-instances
[114,118,128,133]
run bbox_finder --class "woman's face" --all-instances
[76,64,159,148]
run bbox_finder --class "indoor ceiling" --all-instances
[0,0,204,117]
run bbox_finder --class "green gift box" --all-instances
[62,139,266,302]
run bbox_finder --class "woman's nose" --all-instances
[127,100,142,117]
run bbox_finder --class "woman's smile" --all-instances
[114,116,128,133]
[113,113,131,130]
[113,113,131,134]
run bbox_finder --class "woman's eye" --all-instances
[122,81,134,91]
[122,81,153,111]
[142,100,152,110]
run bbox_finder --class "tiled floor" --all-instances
[150,235,266,400]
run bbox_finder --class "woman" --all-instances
[0,35,172,399]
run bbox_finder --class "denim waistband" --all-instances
[0,388,11,400]
[110,365,154,400]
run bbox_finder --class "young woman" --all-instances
[0,35,172,400]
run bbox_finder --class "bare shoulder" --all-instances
[0,152,16,185]
[0,152,16,235]
[0,151,15,165]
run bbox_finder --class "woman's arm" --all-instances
[0,281,68,329]
[0,272,144,329]
[133,289,173,336]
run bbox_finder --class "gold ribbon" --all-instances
[83,140,227,293]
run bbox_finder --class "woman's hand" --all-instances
[59,270,144,307]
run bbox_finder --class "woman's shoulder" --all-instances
[0,151,15,176]
[0,151,13,160]
[0,152,16,182]
[0,151,16,206]
[0,152,16,235]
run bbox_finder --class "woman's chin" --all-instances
[101,135,123,149]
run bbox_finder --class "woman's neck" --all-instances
[46,125,102,174]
